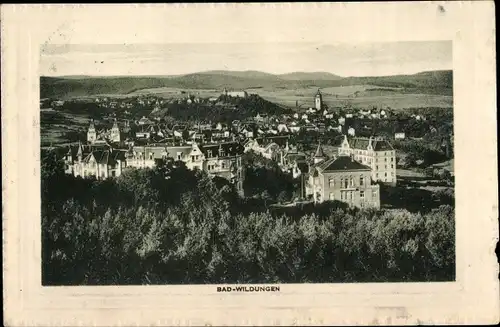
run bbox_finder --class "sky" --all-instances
[40,41,452,77]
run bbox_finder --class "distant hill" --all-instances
[40,70,453,99]
[278,72,342,81]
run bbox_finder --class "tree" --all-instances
[181,129,190,141]
[261,190,271,207]
[277,190,289,204]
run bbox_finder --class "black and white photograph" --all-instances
[40,41,455,285]
[2,3,498,326]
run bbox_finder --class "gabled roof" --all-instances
[316,156,371,172]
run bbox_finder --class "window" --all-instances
[391,164,394,169]
[207,150,212,157]
[376,173,379,178]
[385,165,387,169]
[360,176,364,186]
[329,178,334,187]
[111,171,116,177]
[391,157,394,162]
[360,190,365,198]
[344,178,349,189]
[222,161,226,169]
[385,158,387,162]
[350,177,354,187]
[149,153,153,160]
[385,172,387,177]
[177,152,182,160]
[376,165,378,170]
[329,193,334,200]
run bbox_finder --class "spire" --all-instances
[314,141,326,158]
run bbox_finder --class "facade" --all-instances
[306,156,381,208]
[339,136,397,185]
[223,88,248,98]
[87,119,122,144]
[87,120,97,143]
[395,132,406,139]
[127,141,246,195]
[64,143,128,180]
[315,89,323,110]
[110,119,121,142]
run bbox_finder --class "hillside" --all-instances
[278,72,342,81]
[40,70,453,99]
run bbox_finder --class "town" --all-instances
[53,87,453,210]
[40,68,455,286]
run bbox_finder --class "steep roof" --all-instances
[372,139,394,151]
[350,138,370,149]
[316,156,371,172]
[314,143,326,158]
[349,137,394,151]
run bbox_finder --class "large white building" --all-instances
[338,136,397,185]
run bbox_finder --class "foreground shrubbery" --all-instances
[41,151,455,285]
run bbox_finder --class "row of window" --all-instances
[375,164,395,170]
[328,176,366,188]
[376,157,394,163]
[375,172,395,178]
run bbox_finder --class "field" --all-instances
[247,85,453,110]
[129,87,222,98]
[93,84,453,110]
[40,111,89,147]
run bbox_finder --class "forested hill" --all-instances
[152,93,292,122]
[40,70,453,99]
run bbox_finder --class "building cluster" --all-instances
[64,120,246,196]
[63,89,398,208]
[244,133,396,209]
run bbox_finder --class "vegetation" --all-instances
[152,94,292,123]
[40,70,452,98]
[42,151,455,285]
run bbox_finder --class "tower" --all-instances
[315,89,323,110]
[313,141,326,164]
[87,119,97,144]
[110,118,121,143]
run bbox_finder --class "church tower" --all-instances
[110,118,121,143]
[315,89,323,110]
[87,119,97,144]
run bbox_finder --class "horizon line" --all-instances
[40,68,452,79]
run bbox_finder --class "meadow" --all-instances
[247,85,453,110]
[124,84,453,110]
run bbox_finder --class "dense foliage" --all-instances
[152,94,292,123]
[42,151,455,285]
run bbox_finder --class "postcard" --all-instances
[2,2,498,326]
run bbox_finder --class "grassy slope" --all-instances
[40,70,453,99]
